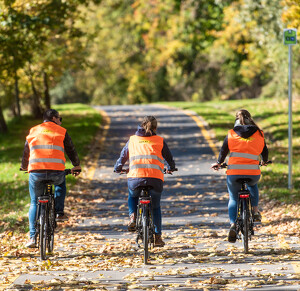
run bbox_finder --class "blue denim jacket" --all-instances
[114,126,176,192]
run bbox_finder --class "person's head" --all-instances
[235,109,253,126]
[235,109,263,135]
[43,109,62,125]
[141,116,157,135]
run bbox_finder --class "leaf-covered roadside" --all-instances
[0,176,299,290]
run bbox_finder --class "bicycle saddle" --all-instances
[236,178,252,184]
[43,180,55,184]
[137,185,153,191]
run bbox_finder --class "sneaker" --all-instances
[56,213,68,222]
[127,213,136,232]
[25,238,36,248]
[228,223,236,243]
[253,211,262,222]
[154,234,165,247]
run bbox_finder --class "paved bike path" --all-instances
[10,105,300,290]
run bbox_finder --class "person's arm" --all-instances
[114,141,129,172]
[261,141,269,163]
[162,140,176,170]
[211,135,229,170]
[217,135,229,164]
[64,132,81,175]
[20,141,30,170]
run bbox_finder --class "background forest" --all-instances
[0,0,300,132]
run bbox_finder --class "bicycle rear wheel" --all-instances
[242,206,249,254]
[40,206,48,260]
[142,214,149,264]
[47,198,55,253]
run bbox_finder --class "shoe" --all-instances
[228,223,236,243]
[127,213,136,232]
[56,213,68,222]
[154,234,165,247]
[253,211,262,222]
[25,238,36,248]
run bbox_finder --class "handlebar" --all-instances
[212,161,272,171]
[119,169,129,175]
[116,168,178,175]
[64,169,81,175]
[19,168,81,176]
[163,168,178,174]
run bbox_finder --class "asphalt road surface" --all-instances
[8,104,300,291]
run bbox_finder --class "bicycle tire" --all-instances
[242,204,249,254]
[142,212,149,264]
[48,198,55,253]
[40,206,47,260]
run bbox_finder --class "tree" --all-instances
[75,0,232,104]
[0,0,95,128]
[209,0,286,99]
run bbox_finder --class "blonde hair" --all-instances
[235,109,263,136]
[141,116,157,135]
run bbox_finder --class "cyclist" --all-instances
[211,109,268,243]
[21,109,81,247]
[114,116,176,247]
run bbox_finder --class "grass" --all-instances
[159,98,300,203]
[0,104,102,232]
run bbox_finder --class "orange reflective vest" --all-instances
[26,122,66,172]
[127,135,164,181]
[227,129,265,176]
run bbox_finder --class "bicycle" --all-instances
[213,162,271,254]
[136,185,155,264]
[119,168,177,264]
[22,168,80,260]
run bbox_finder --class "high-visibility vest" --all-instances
[227,129,265,176]
[127,135,164,181]
[27,122,66,172]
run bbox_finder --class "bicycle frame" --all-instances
[35,183,56,260]
[235,182,254,254]
[136,188,155,264]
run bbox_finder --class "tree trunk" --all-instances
[43,71,51,109]
[30,75,43,119]
[14,68,21,117]
[10,104,17,117]
[0,104,8,133]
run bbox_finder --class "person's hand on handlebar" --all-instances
[260,160,272,166]
[165,168,178,174]
[71,165,81,176]
[211,163,221,171]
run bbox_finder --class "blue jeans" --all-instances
[28,172,66,238]
[227,175,260,224]
[128,187,162,235]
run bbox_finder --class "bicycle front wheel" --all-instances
[40,206,48,260]
[142,214,149,264]
[242,207,249,254]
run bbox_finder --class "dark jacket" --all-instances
[114,126,176,192]
[21,120,80,171]
[217,125,268,164]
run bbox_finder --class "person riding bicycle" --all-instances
[114,116,176,247]
[211,109,269,243]
[21,109,81,248]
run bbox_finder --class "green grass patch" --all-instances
[160,98,300,203]
[0,103,102,232]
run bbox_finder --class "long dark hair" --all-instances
[235,109,263,136]
[141,116,157,135]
